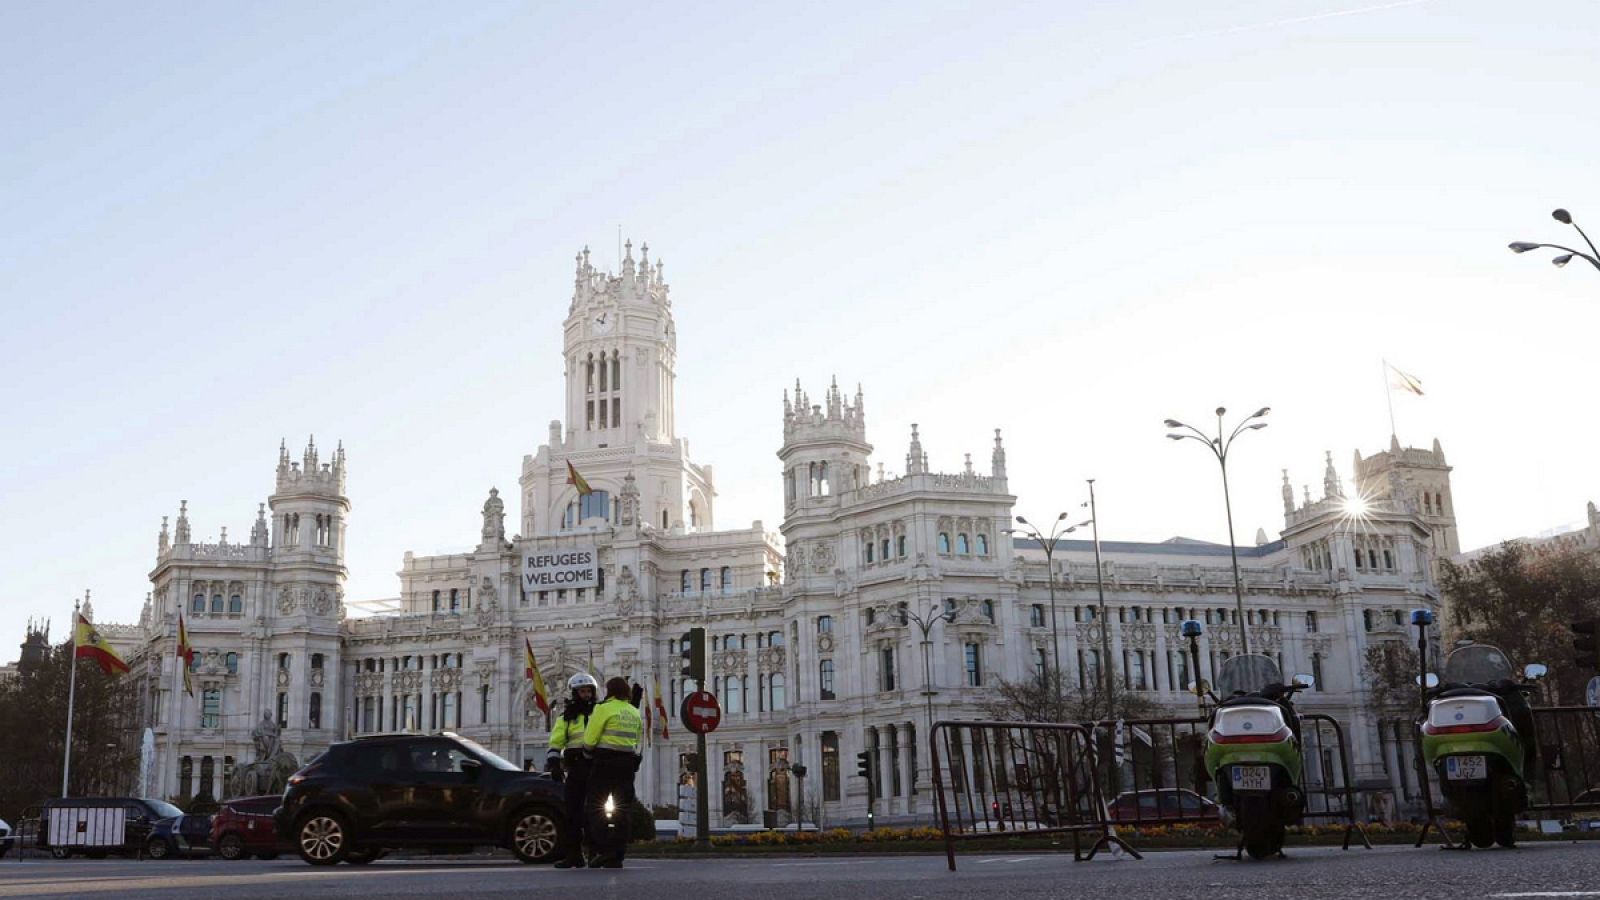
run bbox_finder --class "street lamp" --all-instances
[903,602,956,748]
[1164,406,1270,656]
[1005,514,1091,695]
[1509,208,1600,274]
[1083,480,1113,722]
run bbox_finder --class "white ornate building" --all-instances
[98,241,1455,823]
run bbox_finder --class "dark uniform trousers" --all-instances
[586,749,641,860]
[560,750,592,864]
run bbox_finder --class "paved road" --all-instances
[2,844,1598,899]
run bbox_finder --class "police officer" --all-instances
[581,676,643,868]
[547,673,598,869]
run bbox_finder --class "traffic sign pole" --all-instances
[696,731,709,847]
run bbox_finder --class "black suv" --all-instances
[274,732,565,866]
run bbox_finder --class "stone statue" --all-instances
[225,711,300,798]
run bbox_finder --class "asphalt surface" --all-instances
[2,843,1598,899]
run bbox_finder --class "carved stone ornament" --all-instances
[309,667,325,688]
[817,634,835,654]
[276,667,290,689]
[311,589,333,616]
[811,542,835,573]
[278,588,296,615]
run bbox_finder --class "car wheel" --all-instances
[146,838,170,860]
[218,833,247,861]
[295,811,351,866]
[510,807,562,864]
[50,847,71,860]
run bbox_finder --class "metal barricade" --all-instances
[930,720,1140,870]
[1529,705,1600,817]
[1298,714,1373,849]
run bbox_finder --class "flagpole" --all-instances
[1382,359,1398,439]
[167,611,181,801]
[62,597,81,797]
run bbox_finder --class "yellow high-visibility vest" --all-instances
[582,698,643,753]
[549,712,591,751]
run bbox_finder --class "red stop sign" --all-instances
[681,691,722,734]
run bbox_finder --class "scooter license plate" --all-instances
[1231,765,1272,792]
[1445,755,1487,781]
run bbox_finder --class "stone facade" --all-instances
[97,241,1453,822]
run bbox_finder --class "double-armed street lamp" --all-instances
[1005,514,1091,696]
[902,602,957,755]
[1509,208,1600,274]
[1164,407,1270,656]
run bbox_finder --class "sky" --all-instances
[4,0,1600,659]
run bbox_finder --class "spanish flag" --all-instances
[525,638,550,717]
[74,614,129,676]
[1387,362,1424,396]
[177,614,195,697]
[566,460,593,497]
[653,676,670,740]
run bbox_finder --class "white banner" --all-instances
[523,546,598,591]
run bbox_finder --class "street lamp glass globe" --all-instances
[1248,423,1268,430]
[1166,434,1185,441]
[1253,407,1270,418]
[1554,254,1574,268]
[1554,208,1573,224]
[1015,515,1028,525]
[1163,419,1182,428]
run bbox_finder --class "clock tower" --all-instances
[519,240,716,536]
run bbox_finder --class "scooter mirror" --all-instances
[1291,673,1315,689]
[1524,663,1548,681]
[1415,673,1440,688]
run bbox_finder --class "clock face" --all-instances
[591,311,614,334]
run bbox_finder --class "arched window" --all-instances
[432,590,440,612]
[563,503,577,529]
[700,568,712,591]
[819,660,836,699]
[680,570,691,592]
[1030,604,1045,628]
[720,566,732,589]
[662,510,669,529]
[957,534,970,554]
[977,533,989,555]
[881,539,891,560]
[586,353,595,393]
[450,589,460,612]
[981,599,995,622]
[769,673,786,711]
[210,594,224,613]
[228,594,242,614]
[896,536,907,558]
[192,593,205,614]
[864,541,874,563]
[816,615,833,634]
[938,533,951,554]
[309,692,323,730]
[225,652,238,674]
[580,490,611,522]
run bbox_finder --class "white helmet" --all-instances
[568,673,599,692]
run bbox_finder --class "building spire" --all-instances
[1282,469,1294,514]
[175,500,191,545]
[906,424,927,475]
[991,428,1007,480]
[1322,451,1343,499]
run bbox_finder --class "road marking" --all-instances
[976,857,1040,864]
[1494,894,1600,898]
[768,860,876,868]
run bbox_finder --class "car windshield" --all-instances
[1443,644,1514,685]
[145,799,183,819]
[1215,654,1284,698]
[453,736,522,771]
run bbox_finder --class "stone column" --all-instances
[899,722,917,817]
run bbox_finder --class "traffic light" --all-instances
[680,627,706,682]
[1572,619,1600,671]
[856,751,872,780]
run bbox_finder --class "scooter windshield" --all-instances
[1215,654,1284,698]
[1442,645,1514,685]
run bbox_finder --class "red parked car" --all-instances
[210,796,283,860]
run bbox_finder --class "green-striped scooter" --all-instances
[1200,648,1314,860]
[1420,642,1545,848]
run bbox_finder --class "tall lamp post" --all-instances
[1510,208,1600,274]
[1164,407,1270,656]
[1083,480,1113,721]
[905,603,956,742]
[1006,515,1091,694]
